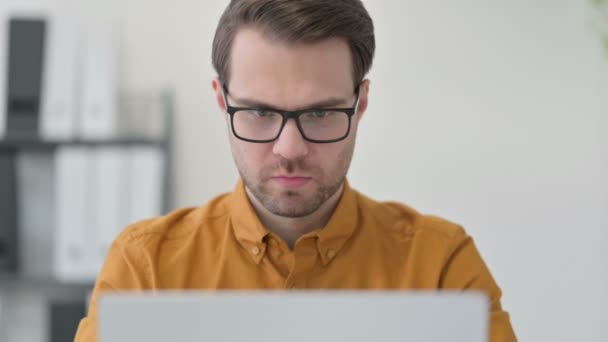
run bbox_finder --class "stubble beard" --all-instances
[242,159,346,218]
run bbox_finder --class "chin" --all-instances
[267,191,319,217]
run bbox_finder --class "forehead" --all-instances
[228,28,354,108]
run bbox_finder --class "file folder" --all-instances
[15,151,55,278]
[40,12,79,141]
[0,151,18,273]
[0,9,8,139]
[79,19,119,140]
[92,147,128,271]
[5,18,46,139]
[54,146,96,282]
[126,147,164,224]
[49,300,86,342]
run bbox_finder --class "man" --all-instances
[75,0,516,341]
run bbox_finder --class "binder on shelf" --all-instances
[40,11,79,141]
[54,146,96,282]
[92,147,128,271]
[49,300,86,342]
[15,152,55,278]
[0,296,3,335]
[126,147,165,225]
[0,151,18,273]
[5,17,47,140]
[79,19,120,140]
[54,146,166,281]
[0,8,8,139]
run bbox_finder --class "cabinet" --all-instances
[0,90,174,342]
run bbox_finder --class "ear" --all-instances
[212,77,227,112]
[355,79,370,121]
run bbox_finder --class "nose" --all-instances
[272,119,309,160]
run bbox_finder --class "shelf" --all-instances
[0,137,167,150]
[0,274,94,299]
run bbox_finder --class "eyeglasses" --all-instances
[222,84,360,143]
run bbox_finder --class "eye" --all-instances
[252,109,272,117]
[310,110,329,118]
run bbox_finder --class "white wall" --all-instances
[10,0,605,341]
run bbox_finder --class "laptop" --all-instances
[98,291,489,342]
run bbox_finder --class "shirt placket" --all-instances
[284,236,319,289]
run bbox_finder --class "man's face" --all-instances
[212,28,369,218]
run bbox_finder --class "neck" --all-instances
[246,183,344,249]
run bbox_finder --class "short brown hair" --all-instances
[212,0,375,86]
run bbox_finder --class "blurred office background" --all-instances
[0,0,607,341]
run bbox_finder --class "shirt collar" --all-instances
[229,178,360,266]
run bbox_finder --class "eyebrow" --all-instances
[227,94,353,110]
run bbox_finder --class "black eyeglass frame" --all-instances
[222,84,361,144]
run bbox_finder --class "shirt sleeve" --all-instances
[439,230,518,342]
[74,235,151,342]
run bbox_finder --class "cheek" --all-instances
[316,141,354,171]
[231,139,272,170]
[336,137,357,171]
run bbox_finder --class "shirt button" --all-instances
[251,246,260,255]
[327,249,336,259]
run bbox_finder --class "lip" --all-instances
[271,176,311,188]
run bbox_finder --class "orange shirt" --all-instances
[75,180,516,341]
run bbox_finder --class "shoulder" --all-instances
[113,191,233,250]
[354,189,468,244]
